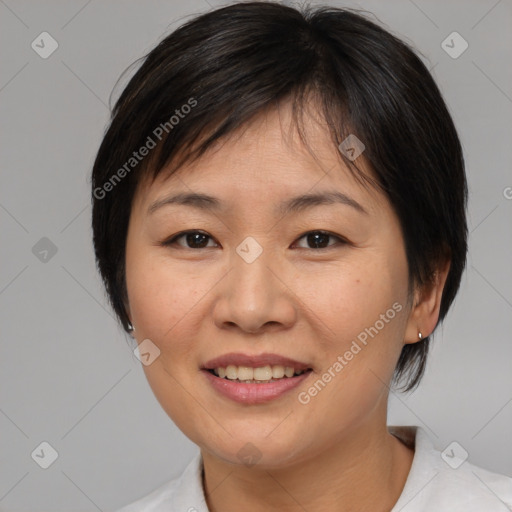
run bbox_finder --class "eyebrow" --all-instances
[147,190,368,216]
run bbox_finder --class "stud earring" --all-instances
[418,331,423,341]
[127,322,135,332]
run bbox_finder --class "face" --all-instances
[125,103,415,468]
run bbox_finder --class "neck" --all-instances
[201,420,414,512]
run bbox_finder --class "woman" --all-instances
[91,2,512,511]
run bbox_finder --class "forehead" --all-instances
[133,102,383,215]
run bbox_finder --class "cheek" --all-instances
[126,248,200,336]
[125,249,225,383]
[125,250,209,433]
[295,261,402,342]
[296,284,406,435]
[295,256,409,393]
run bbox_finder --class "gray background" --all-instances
[1,0,511,510]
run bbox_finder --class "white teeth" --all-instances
[225,365,237,380]
[213,364,308,381]
[272,365,285,379]
[253,365,272,381]
[284,366,295,378]
[237,366,253,380]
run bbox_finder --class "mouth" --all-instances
[201,352,313,381]
[201,353,313,404]
[205,365,311,383]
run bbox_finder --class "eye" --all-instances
[293,230,347,250]
[162,230,218,249]
[161,229,347,251]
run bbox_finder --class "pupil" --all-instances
[308,232,329,248]
[187,233,208,248]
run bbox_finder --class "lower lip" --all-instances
[202,369,312,404]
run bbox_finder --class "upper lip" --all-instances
[202,352,311,371]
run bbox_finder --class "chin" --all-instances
[200,428,308,469]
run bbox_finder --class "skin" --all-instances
[124,100,450,512]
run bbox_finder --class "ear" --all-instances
[404,258,451,344]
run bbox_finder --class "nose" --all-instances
[212,246,297,335]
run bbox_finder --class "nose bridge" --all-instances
[231,235,275,308]
[213,236,296,332]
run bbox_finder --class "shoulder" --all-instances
[390,426,512,512]
[112,452,208,512]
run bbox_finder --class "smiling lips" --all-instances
[202,352,311,382]
[211,364,306,382]
[202,352,313,404]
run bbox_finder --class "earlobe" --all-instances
[123,298,135,334]
[404,259,451,344]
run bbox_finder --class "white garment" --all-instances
[113,426,512,511]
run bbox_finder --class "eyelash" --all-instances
[160,230,348,251]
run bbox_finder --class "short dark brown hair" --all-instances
[91,1,468,391]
